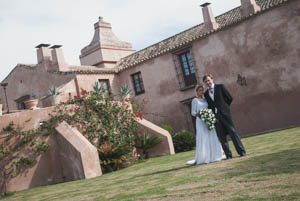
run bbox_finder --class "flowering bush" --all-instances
[199,108,216,130]
[60,89,138,149]
[50,88,143,173]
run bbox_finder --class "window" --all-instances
[179,51,197,87]
[15,95,30,110]
[98,79,110,97]
[131,72,145,95]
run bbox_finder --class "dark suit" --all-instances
[204,84,246,159]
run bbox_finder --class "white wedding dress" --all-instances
[186,98,223,165]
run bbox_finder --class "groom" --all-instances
[203,74,246,159]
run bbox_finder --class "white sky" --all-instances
[0,0,242,82]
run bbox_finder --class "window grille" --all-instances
[131,72,145,95]
[172,49,198,90]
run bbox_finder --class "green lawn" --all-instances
[2,127,300,201]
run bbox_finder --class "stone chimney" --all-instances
[50,45,68,71]
[200,2,219,32]
[240,0,261,17]
[36,44,52,64]
[79,17,135,68]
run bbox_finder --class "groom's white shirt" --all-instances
[209,84,215,101]
[209,84,218,114]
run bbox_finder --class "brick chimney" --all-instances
[50,45,68,71]
[200,2,219,32]
[36,44,52,64]
[240,0,261,17]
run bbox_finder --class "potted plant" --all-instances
[119,84,132,101]
[24,93,39,110]
[93,81,110,97]
[48,86,61,106]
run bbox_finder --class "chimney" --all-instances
[50,45,68,71]
[200,2,219,32]
[79,17,135,68]
[240,0,261,17]
[36,44,52,64]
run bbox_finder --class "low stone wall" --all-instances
[55,121,102,180]
[136,119,175,157]
[0,108,102,194]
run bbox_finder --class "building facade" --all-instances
[1,0,300,136]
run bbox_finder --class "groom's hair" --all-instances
[202,74,213,82]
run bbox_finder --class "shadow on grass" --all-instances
[225,148,300,179]
[116,165,195,183]
[138,165,194,177]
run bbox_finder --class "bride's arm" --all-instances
[191,99,198,117]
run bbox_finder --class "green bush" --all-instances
[172,130,195,153]
[135,133,161,159]
[160,125,173,135]
[98,143,132,173]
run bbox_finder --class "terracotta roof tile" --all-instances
[52,65,118,75]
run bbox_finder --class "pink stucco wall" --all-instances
[0,63,75,111]
[117,1,300,136]
[117,53,193,132]
[0,107,63,193]
[137,118,175,157]
[75,73,120,95]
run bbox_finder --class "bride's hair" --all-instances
[195,84,204,97]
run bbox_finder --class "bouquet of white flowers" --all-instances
[199,108,217,131]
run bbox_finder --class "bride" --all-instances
[186,84,223,165]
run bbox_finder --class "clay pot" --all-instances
[24,99,39,110]
[49,95,61,106]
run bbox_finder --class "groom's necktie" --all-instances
[209,87,213,94]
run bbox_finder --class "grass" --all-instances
[1,127,300,201]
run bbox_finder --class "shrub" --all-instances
[61,89,138,148]
[172,130,195,153]
[135,132,161,159]
[160,125,173,135]
[98,143,132,173]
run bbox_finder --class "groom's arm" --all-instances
[221,84,233,105]
[204,91,215,111]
